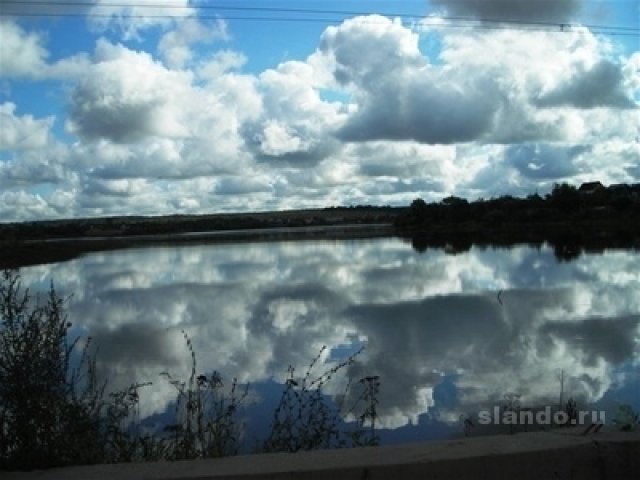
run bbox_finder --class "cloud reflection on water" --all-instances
[18,239,640,433]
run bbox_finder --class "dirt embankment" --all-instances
[4,429,639,480]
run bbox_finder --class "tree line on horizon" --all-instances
[397,182,640,229]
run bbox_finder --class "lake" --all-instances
[16,237,640,447]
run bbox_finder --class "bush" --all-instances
[263,346,379,452]
[160,331,249,460]
[1,271,381,470]
[0,270,104,469]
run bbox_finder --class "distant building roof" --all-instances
[578,181,604,193]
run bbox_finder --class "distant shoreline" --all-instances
[2,191,640,268]
[0,207,403,241]
[27,222,394,244]
[3,218,640,270]
[0,222,397,269]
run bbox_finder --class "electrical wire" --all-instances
[1,0,638,37]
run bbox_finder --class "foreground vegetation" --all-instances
[0,271,378,471]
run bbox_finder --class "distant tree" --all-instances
[406,198,429,223]
[440,196,470,222]
[549,183,580,210]
[409,198,428,213]
[441,196,468,207]
[526,193,544,204]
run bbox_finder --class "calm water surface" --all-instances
[18,238,640,444]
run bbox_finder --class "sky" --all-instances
[1,0,639,221]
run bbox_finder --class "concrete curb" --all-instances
[5,429,639,480]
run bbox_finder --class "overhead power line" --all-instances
[1,0,638,37]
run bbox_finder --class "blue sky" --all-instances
[1,0,639,220]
